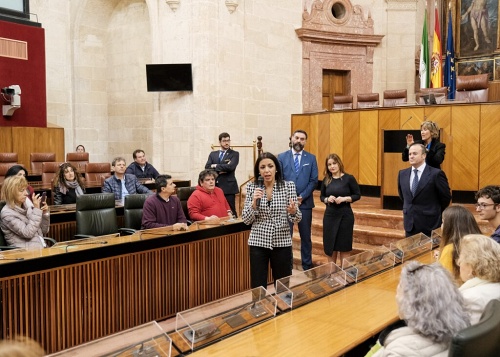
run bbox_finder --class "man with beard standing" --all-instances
[278,130,318,271]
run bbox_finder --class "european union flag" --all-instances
[444,10,456,99]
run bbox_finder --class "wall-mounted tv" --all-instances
[146,63,193,92]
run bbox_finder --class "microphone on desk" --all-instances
[138,231,173,240]
[401,116,413,128]
[64,241,108,253]
[255,176,264,208]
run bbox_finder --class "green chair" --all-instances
[123,194,148,231]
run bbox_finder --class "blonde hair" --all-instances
[459,234,500,282]
[1,176,28,208]
[0,336,45,357]
[421,120,440,139]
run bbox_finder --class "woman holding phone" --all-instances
[0,175,50,249]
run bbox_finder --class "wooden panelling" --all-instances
[451,105,480,190]
[0,127,13,152]
[479,105,500,186]
[359,110,378,185]
[316,113,331,180]
[382,154,408,197]
[343,111,360,180]
[488,81,500,102]
[0,230,251,354]
[11,127,65,168]
[293,103,500,194]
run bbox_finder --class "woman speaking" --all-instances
[242,152,301,289]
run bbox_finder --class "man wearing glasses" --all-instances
[205,132,239,217]
[475,186,500,243]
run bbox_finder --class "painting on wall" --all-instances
[458,0,498,57]
[457,59,494,80]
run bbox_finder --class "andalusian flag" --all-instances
[444,9,456,99]
[431,6,442,88]
[419,10,429,88]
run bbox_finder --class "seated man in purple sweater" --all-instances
[141,175,188,231]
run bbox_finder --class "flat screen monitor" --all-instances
[146,64,193,92]
[422,93,437,105]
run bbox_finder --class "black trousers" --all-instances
[225,193,237,217]
[249,245,292,289]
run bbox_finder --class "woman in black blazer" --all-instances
[402,120,445,169]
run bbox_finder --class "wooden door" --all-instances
[322,70,350,110]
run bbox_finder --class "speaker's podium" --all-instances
[381,130,421,210]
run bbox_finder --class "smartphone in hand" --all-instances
[41,191,47,205]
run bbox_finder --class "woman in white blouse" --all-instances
[458,234,500,324]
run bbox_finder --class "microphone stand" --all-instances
[64,241,108,253]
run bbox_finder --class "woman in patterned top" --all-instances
[242,152,302,289]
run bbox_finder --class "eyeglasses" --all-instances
[475,203,497,210]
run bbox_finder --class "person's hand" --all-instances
[286,199,297,215]
[406,134,414,146]
[173,222,188,231]
[253,188,264,209]
[334,196,346,204]
[205,215,219,221]
[327,195,336,204]
[32,193,42,209]
[297,196,303,206]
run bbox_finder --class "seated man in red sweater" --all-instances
[187,169,232,221]
[141,175,188,230]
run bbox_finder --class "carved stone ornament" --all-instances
[165,0,180,12]
[225,0,238,14]
[385,0,418,12]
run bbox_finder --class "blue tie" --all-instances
[294,153,300,174]
[411,169,419,196]
[219,151,224,163]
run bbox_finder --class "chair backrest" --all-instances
[124,194,148,230]
[0,163,17,184]
[449,299,500,356]
[41,162,65,185]
[0,153,18,163]
[383,89,407,107]
[333,95,353,110]
[416,87,448,105]
[357,93,380,108]
[85,162,111,183]
[455,74,489,103]
[30,153,56,174]
[66,152,90,173]
[75,193,118,236]
[176,186,196,220]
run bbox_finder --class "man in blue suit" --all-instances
[278,130,318,270]
[397,143,451,237]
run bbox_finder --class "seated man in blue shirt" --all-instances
[125,149,160,179]
[103,157,152,201]
[141,175,188,230]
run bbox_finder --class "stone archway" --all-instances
[297,0,383,111]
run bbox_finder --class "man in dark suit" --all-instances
[398,143,451,237]
[278,130,318,270]
[205,132,239,217]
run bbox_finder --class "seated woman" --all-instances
[75,145,85,153]
[53,163,85,205]
[372,262,470,357]
[5,165,35,203]
[458,234,500,325]
[438,205,481,282]
[0,176,50,249]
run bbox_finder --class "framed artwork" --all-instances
[495,57,500,80]
[457,59,494,80]
[458,0,499,57]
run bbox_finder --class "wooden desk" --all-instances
[189,253,434,357]
[0,220,252,354]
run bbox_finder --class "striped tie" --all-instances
[219,151,224,163]
[411,169,419,196]
[294,153,300,174]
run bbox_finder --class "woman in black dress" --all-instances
[320,154,360,265]
[402,120,445,169]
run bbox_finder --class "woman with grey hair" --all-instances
[372,262,470,357]
[403,120,445,169]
